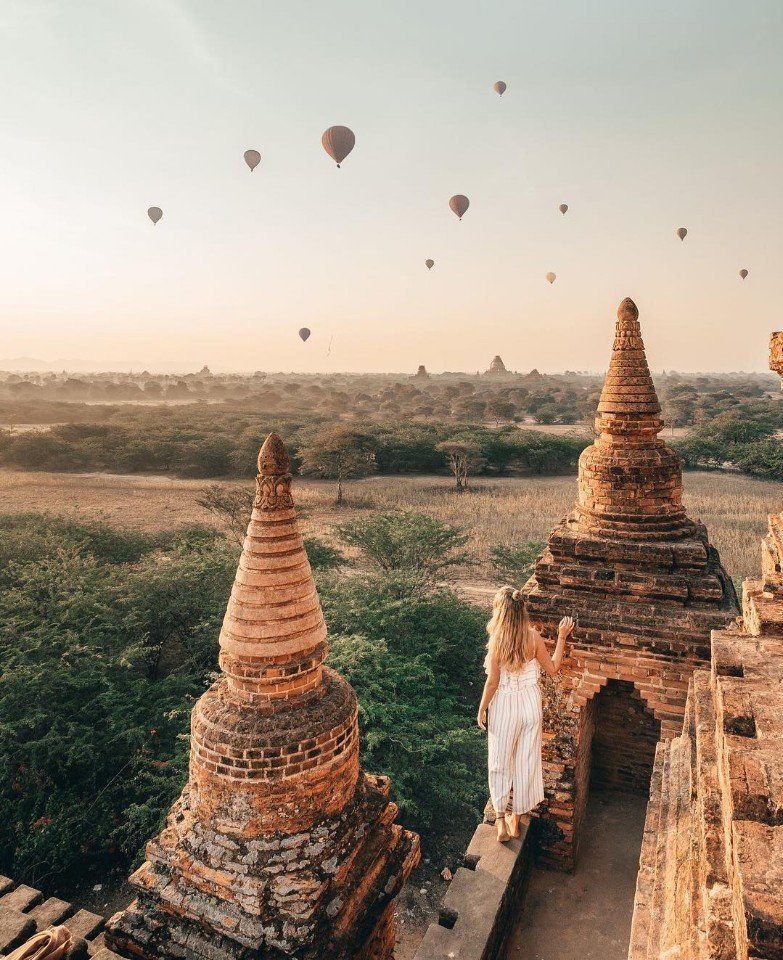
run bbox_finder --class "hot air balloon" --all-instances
[321,126,355,167]
[425,259,434,270]
[546,272,556,284]
[147,207,162,225]
[493,81,507,96]
[244,149,261,171]
[299,328,311,342]
[739,268,749,280]
[559,203,568,215]
[676,227,687,241]
[449,195,470,220]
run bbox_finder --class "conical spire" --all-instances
[218,432,327,705]
[597,298,661,417]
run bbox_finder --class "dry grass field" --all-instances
[1,467,780,590]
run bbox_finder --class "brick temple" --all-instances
[523,297,739,869]
[106,433,419,960]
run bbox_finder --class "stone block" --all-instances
[0,904,36,953]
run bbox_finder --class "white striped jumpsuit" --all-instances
[487,657,545,815]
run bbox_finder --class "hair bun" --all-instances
[512,589,522,602]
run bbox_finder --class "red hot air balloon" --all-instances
[449,195,470,220]
[425,259,434,270]
[676,227,688,241]
[739,268,749,280]
[147,207,162,224]
[244,149,261,171]
[493,81,507,96]
[321,126,355,167]
[299,328,311,342]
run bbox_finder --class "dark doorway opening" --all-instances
[591,680,660,795]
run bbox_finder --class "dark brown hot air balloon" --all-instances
[321,126,355,167]
[299,328,311,342]
[676,227,687,241]
[739,268,749,280]
[559,203,568,215]
[425,259,434,270]
[493,81,507,96]
[546,272,556,284]
[244,149,261,171]
[449,195,470,220]
[147,206,162,225]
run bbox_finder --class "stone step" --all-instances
[645,738,675,960]
[660,734,696,960]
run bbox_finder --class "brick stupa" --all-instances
[523,298,738,869]
[107,434,419,960]
[486,355,508,374]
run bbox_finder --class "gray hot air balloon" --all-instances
[676,227,688,241]
[493,81,507,96]
[425,259,434,270]
[559,203,568,215]
[147,206,163,225]
[739,268,749,280]
[244,149,261,171]
[449,195,470,220]
[299,328,311,342]
[321,126,355,167]
[546,272,556,284]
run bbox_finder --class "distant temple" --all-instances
[486,355,509,375]
[523,298,738,869]
[414,364,429,378]
[107,434,419,960]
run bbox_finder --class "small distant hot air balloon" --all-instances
[147,207,162,225]
[676,227,688,241]
[299,328,311,342]
[244,149,261,172]
[321,126,355,167]
[449,195,470,220]
[493,81,507,96]
[546,272,556,284]
[559,203,568,215]
[739,268,749,280]
[425,259,434,270]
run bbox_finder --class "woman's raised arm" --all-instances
[535,617,574,677]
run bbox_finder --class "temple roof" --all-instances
[597,298,661,417]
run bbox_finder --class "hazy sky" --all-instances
[0,0,781,373]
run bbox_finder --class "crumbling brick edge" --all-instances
[411,817,534,960]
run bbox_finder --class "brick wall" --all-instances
[590,680,659,795]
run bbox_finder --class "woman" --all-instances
[477,587,574,842]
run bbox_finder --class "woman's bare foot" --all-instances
[496,816,510,842]
[506,813,521,839]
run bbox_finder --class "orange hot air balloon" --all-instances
[546,272,556,284]
[493,81,507,96]
[559,203,568,215]
[739,268,749,280]
[321,126,355,167]
[244,149,261,171]
[147,207,162,225]
[676,227,687,241]
[449,195,470,220]
[299,328,311,342]
[425,259,434,270]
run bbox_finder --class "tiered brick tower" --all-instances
[107,434,419,960]
[487,355,508,374]
[523,298,738,869]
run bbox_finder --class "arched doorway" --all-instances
[590,680,660,794]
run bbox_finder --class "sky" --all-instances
[0,0,781,374]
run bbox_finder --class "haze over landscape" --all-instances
[1,0,781,373]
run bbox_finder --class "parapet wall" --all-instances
[412,818,533,960]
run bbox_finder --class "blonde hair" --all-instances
[486,586,535,670]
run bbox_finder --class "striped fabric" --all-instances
[487,659,545,815]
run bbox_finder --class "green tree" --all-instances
[337,511,469,582]
[436,439,486,491]
[298,425,377,504]
[489,540,545,584]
